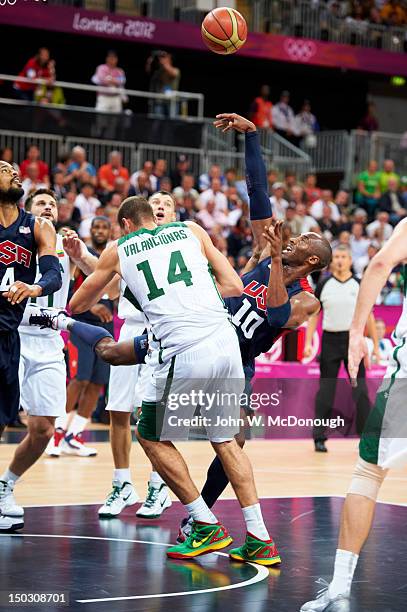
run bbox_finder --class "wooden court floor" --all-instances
[0,436,406,507]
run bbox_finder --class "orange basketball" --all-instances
[201,7,247,55]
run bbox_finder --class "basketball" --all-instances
[201,7,247,55]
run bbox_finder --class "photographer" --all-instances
[146,50,181,117]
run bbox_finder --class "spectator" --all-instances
[401,175,407,207]
[380,0,407,25]
[294,100,319,145]
[225,186,244,226]
[272,91,296,142]
[267,169,280,194]
[199,164,226,192]
[227,216,253,262]
[107,192,124,209]
[98,151,129,195]
[291,203,319,235]
[20,145,49,184]
[304,173,322,205]
[350,221,370,276]
[366,210,393,245]
[21,163,48,201]
[130,161,154,192]
[196,199,229,233]
[290,185,306,208]
[318,203,340,242]
[14,47,52,102]
[34,59,65,106]
[146,50,181,117]
[310,189,341,222]
[151,158,168,191]
[225,167,238,187]
[379,159,400,192]
[366,318,394,365]
[358,101,379,132]
[270,182,289,220]
[92,50,126,114]
[334,189,351,212]
[200,178,228,212]
[378,177,407,224]
[128,171,152,198]
[284,171,301,201]
[66,146,97,188]
[332,230,351,250]
[159,176,173,192]
[250,85,273,129]
[55,198,81,233]
[52,169,68,200]
[355,159,381,218]
[170,155,191,189]
[0,147,20,174]
[75,183,102,240]
[173,174,200,208]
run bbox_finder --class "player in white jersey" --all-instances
[98,191,174,519]
[70,196,279,565]
[302,217,407,611]
[0,189,97,519]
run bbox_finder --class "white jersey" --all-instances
[20,233,71,337]
[117,222,230,362]
[394,265,407,340]
[118,279,145,324]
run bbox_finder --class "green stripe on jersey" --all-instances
[118,222,187,245]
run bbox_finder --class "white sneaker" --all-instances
[0,514,24,532]
[98,481,139,518]
[61,433,97,457]
[0,480,24,518]
[136,482,172,519]
[45,428,65,457]
[301,580,350,611]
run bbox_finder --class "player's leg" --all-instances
[344,358,371,435]
[0,332,26,531]
[313,332,342,451]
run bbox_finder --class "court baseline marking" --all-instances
[0,533,269,604]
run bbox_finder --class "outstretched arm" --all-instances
[214,113,273,248]
[349,218,407,381]
[69,243,120,314]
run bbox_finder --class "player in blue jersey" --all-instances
[0,161,62,532]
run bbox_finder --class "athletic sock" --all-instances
[185,495,217,524]
[149,471,164,487]
[329,549,359,598]
[0,469,19,484]
[67,414,88,437]
[201,456,230,508]
[55,414,69,431]
[113,468,132,484]
[242,503,270,540]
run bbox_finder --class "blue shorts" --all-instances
[0,331,20,425]
[70,330,110,385]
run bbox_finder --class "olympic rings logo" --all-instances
[283,38,317,62]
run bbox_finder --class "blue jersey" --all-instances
[225,257,312,369]
[0,209,37,331]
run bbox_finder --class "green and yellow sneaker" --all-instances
[167,521,233,559]
[229,532,281,566]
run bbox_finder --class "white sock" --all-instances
[1,469,19,484]
[185,496,217,524]
[67,414,88,437]
[113,468,132,484]
[329,549,359,598]
[242,503,270,540]
[55,414,69,431]
[150,471,164,487]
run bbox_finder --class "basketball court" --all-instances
[1,431,406,611]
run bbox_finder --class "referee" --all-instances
[304,245,379,452]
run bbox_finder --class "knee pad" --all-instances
[347,457,387,501]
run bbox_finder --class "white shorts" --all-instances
[360,336,407,469]
[140,324,245,442]
[19,332,67,418]
[106,319,148,413]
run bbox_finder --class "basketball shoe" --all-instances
[61,433,97,457]
[0,480,24,518]
[0,513,23,532]
[167,521,233,559]
[98,480,139,518]
[301,580,350,611]
[45,428,65,457]
[136,482,172,519]
[229,532,281,566]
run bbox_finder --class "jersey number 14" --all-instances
[137,250,193,301]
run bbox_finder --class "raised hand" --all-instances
[213,113,256,134]
[262,220,284,259]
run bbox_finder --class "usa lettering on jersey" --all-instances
[0,240,32,268]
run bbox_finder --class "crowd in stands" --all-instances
[323,0,407,25]
[1,143,406,302]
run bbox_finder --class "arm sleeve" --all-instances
[245,131,272,221]
[37,255,63,296]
